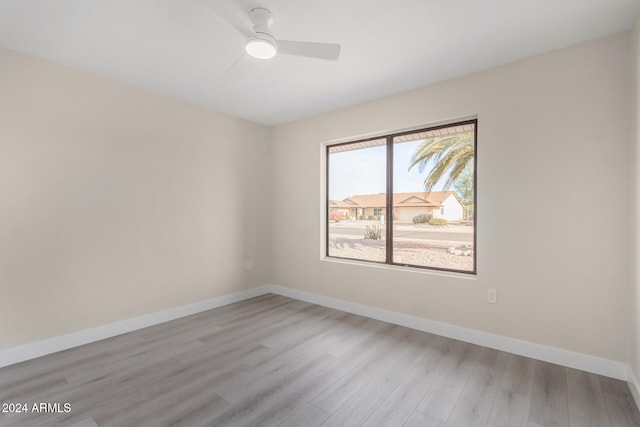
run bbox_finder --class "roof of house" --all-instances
[331,191,460,208]
[328,199,356,208]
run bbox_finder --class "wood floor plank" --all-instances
[0,333,145,387]
[319,323,396,378]
[500,353,535,394]
[68,417,100,427]
[278,404,330,427]
[210,295,298,327]
[528,361,570,427]
[404,411,445,427]
[444,348,509,427]
[486,389,531,427]
[387,326,438,364]
[204,355,334,426]
[310,342,398,414]
[409,336,460,385]
[110,387,229,427]
[414,341,483,422]
[1,381,141,427]
[320,357,415,426]
[232,368,337,427]
[258,307,346,350]
[603,392,640,427]
[139,360,246,404]
[322,316,389,357]
[175,304,339,368]
[216,350,333,404]
[599,376,637,397]
[0,370,68,402]
[362,375,431,427]
[566,368,611,427]
[196,304,301,346]
[63,339,204,384]
[0,294,638,427]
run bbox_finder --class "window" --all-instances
[326,120,476,274]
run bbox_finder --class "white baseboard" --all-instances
[263,284,630,381]
[0,283,633,385]
[0,286,269,368]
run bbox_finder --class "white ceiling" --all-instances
[0,0,638,126]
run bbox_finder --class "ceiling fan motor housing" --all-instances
[249,7,274,35]
[245,7,277,59]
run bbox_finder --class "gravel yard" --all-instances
[328,236,474,272]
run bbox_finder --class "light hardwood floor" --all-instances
[1,294,639,426]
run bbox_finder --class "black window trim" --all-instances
[325,118,478,275]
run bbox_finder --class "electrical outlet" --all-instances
[244,260,254,271]
[487,288,497,304]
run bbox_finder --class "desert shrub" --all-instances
[364,225,383,240]
[329,211,345,222]
[428,218,448,226]
[358,215,366,220]
[367,215,375,220]
[412,213,432,224]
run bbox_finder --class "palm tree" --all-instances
[454,164,474,220]
[408,132,474,192]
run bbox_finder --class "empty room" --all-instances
[1,0,640,426]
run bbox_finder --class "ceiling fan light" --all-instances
[245,37,277,60]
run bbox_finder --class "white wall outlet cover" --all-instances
[487,288,497,304]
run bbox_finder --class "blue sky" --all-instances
[328,140,445,200]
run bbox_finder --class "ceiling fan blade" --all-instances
[277,40,341,61]
[203,0,253,38]
[225,54,254,77]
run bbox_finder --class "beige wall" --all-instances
[632,17,640,382]
[0,47,270,349]
[269,33,632,362]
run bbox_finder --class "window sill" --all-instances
[321,256,477,280]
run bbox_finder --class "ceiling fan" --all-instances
[205,0,341,66]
